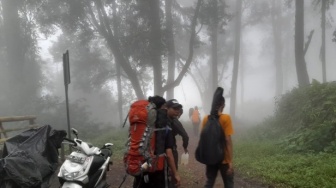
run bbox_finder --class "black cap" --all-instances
[166,99,183,109]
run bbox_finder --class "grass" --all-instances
[234,139,336,188]
[90,127,129,160]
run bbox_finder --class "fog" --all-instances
[1,0,336,131]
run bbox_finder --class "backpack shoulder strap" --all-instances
[147,102,157,127]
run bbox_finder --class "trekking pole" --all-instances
[118,174,128,188]
[122,113,129,128]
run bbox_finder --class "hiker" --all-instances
[166,99,189,170]
[166,99,188,188]
[191,106,201,136]
[200,89,234,188]
[132,96,181,188]
[188,107,194,120]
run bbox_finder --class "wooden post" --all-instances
[0,122,2,139]
[61,144,65,162]
[0,122,7,138]
[29,118,35,125]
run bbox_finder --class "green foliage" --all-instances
[260,80,336,153]
[235,141,336,188]
[199,0,231,30]
[233,81,336,186]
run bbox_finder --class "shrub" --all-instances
[271,80,336,152]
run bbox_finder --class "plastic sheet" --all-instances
[0,125,66,188]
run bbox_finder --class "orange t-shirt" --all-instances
[201,113,234,164]
[191,109,200,124]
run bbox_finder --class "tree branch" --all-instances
[95,0,114,37]
[85,0,145,99]
[304,29,314,56]
[177,59,204,97]
[85,0,108,37]
[162,0,203,92]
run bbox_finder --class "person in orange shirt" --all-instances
[191,106,201,136]
[201,96,234,188]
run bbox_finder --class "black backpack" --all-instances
[195,115,225,165]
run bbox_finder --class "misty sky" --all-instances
[36,0,336,124]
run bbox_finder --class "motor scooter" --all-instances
[58,128,113,188]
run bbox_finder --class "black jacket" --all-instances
[171,118,189,150]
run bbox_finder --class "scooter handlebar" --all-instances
[63,137,77,146]
[101,143,113,149]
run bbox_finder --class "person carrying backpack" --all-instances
[127,96,181,188]
[166,100,189,188]
[196,87,234,188]
[166,100,189,169]
[191,106,201,136]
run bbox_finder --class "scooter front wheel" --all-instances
[61,182,83,188]
[95,181,110,188]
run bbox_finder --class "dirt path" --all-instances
[105,128,268,188]
[50,127,269,188]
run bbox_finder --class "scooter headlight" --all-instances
[61,168,81,180]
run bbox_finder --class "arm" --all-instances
[166,148,181,186]
[173,119,189,152]
[221,114,234,175]
[200,116,207,130]
[225,135,233,173]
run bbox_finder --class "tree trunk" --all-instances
[294,0,310,87]
[210,0,219,94]
[104,38,145,99]
[116,63,123,125]
[321,0,327,83]
[165,0,176,99]
[111,1,123,124]
[239,46,244,118]
[148,0,163,95]
[230,0,242,120]
[271,0,284,96]
[2,0,25,109]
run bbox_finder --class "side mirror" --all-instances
[105,143,113,147]
[71,128,78,138]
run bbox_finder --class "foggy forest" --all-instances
[2,0,336,187]
[1,0,336,127]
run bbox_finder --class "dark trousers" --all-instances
[133,171,167,188]
[193,122,199,136]
[204,163,234,188]
[168,148,178,188]
[172,148,178,170]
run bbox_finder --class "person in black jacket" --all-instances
[166,99,189,170]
